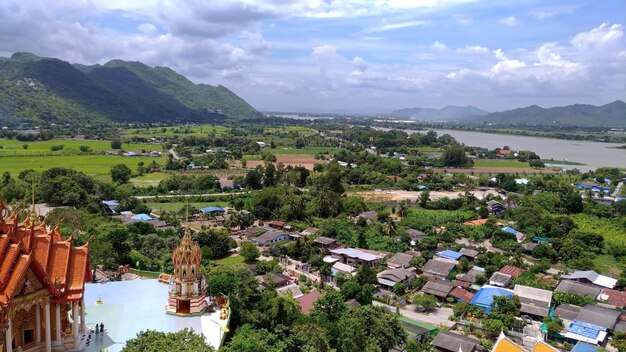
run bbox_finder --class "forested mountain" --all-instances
[390,105,488,120]
[0,52,260,124]
[467,101,626,128]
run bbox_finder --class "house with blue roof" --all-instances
[500,226,527,242]
[571,342,601,352]
[436,250,463,261]
[200,206,225,214]
[101,200,120,215]
[468,286,514,313]
[131,213,153,221]
[564,320,608,345]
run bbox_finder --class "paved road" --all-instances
[373,301,455,328]
[612,182,624,198]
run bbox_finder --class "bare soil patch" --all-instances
[349,189,500,203]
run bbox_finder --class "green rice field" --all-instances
[130,172,171,187]
[0,155,164,181]
[146,201,229,213]
[0,138,162,156]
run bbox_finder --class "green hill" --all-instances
[0,52,260,124]
[466,101,626,128]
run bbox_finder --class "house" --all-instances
[487,200,505,215]
[555,281,601,299]
[500,226,527,242]
[498,265,526,278]
[422,258,457,280]
[313,236,339,250]
[101,199,120,215]
[387,252,416,269]
[561,270,617,289]
[496,149,513,157]
[571,342,602,352]
[523,242,538,253]
[432,331,480,352]
[330,248,383,266]
[200,206,226,215]
[262,272,293,287]
[436,250,463,261]
[300,227,319,236]
[489,272,512,287]
[331,262,356,276]
[459,248,479,260]
[564,320,608,345]
[276,283,303,298]
[238,226,270,239]
[575,304,621,331]
[256,141,266,148]
[553,304,582,325]
[267,220,287,229]
[408,229,427,246]
[469,286,514,313]
[219,179,235,189]
[456,266,486,285]
[513,284,553,318]
[421,280,456,298]
[354,211,378,224]
[377,267,417,290]
[295,290,322,314]
[252,229,291,246]
[449,287,475,302]
[598,288,626,308]
[131,213,153,221]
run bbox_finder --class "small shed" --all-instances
[436,250,463,261]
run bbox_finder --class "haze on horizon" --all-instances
[1,0,624,114]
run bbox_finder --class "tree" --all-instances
[240,242,260,263]
[285,323,331,352]
[244,169,263,189]
[111,164,132,184]
[412,294,437,312]
[543,317,563,340]
[221,325,283,352]
[419,191,430,208]
[121,329,214,352]
[529,159,545,168]
[610,331,626,352]
[111,139,122,149]
[22,144,28,149]
[442,146,471,167]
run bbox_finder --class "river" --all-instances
[393,128,625,171]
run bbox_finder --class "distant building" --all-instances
[377,267,416,290]
[252,229,291,246]
[330,248,383,267]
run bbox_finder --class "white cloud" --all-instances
[498,16,517,26]
[138,23,156,33]
[431,41,448,51]
[456,45,489,54]
[528,5,577,21]
[571,23,624,50]
[365,20,429,33]
[454,14,472,25]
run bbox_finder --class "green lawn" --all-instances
[213,255,245,268]
[0,138,162,156]
[130,172,170,187]
[474,159,530,168]
[593,254,623,277]
[0,155,164,182]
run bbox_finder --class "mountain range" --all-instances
[0,52,260,124]
[464,101,626,128]
[389,105,489,120]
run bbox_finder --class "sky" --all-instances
[1,0,625,113]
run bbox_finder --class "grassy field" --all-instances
[572,213,626,246]
[130,172,170,187]
[474,159,530,168]
[264,126,318,136]
[245,146,342,159]
[593,254,623,277]
[147,201,229,213]
[123,125,230,138]
[0,155,164,181]
[542,159,586,166]
[0,138,162,156]
[213,255,245,268]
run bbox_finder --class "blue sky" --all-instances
[1,0,624,113]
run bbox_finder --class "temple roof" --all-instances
[0,204,91,306]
